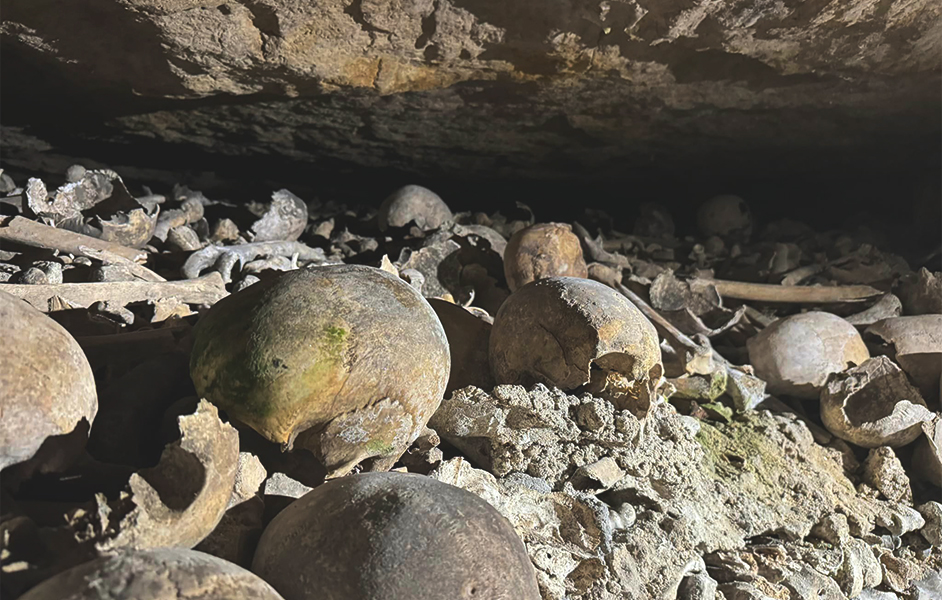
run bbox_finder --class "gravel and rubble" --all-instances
[429,385,941,599]
[0,165,939,600]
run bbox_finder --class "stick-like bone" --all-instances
[614,282,714,376]
[0,215,147,263]
[1,272,227,312]
[704,278,881,303]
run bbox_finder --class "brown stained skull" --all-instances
[190,265,451,478]
[0,290,97,473]
[747,311,869,400]
[696,194,753,240]
[489,277,663,416]
[503,222,588,292]
[377,185,453,232]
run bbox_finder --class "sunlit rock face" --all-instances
[1,0,939,183]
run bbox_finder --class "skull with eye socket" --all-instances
[489,277,664,419]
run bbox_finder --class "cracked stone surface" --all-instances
[429,384,942,599]
[1,0,939,184]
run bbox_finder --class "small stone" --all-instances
[576,400,613,431]
[875,504,925,537]
[167,225,203,252]
[912,570,942,600]
[862,447,912,504]
[677,570,718,600]
[0,171,16,193]
[812,512,850,545]
[501,472,552,494]
[877,550,924,593]
[229,452,267,509]
[614,414,631,433]
[90,263,137,282]
[34,261,63,284]
[915,501,942,545]
[781,563,844,600]
[833,537,882,598]
[17,267,48,285]
[65,164,86,182]
[717,581,777,600]
[725,365,769,412]
[608,502,636,531]
[569,457,625,493]
[211,218,241,242]
[262,472,312,499]
[398,427,443,474]
[669,370,727,402]
[854,591,901,600]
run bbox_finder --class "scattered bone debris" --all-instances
[0,164,940,600]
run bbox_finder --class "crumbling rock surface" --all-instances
[430,384,941,599]
[1,0,939,182]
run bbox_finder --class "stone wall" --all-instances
[1,0,940,183]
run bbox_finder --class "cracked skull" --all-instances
[489,277,663,415]
[190,265,450,478]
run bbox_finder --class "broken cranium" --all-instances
[747,311,869,400]
[85,400,239,551]
[489,277,663,416]
[249,189,308,243]
[865,315,942,407]
[819,356,933,448]
[503,222,588,292]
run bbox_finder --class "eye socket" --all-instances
[463,582,482,597]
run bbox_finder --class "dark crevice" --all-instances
[415,1,439,49]
[344,0,392,36]
[166,56,205,77]
[236,0,282,37]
